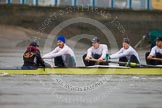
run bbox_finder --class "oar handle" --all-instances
[150,58,162,61]
[87,58,107,63]
[88,59,138,67]
[108,61,137,67]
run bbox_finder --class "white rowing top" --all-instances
[43,44,76,62]
[87,44,108,59]
[110,46,140,63]
[149,46,162,56]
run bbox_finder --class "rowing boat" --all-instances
[0,65,162,75]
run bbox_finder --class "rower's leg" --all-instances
[155,53,162,65]
[145,52,151,65]
[21,66,37,70]
[44,62,51,68]
[99,62,109,65]
[82,54,96,66]
[92,54,101,59]
[130,55,140,64]
[145,52,159,65]
[119,57,128,66]
[63,54,76,68]
[92,54,106,65]
[54,56,65,67]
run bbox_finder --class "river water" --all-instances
[0,49,162,108]
[1,75,162,108]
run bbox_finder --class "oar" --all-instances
[149,57,162,61]
[88,59,137,67]
[88,59,161,68]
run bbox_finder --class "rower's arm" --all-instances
[147,56,162,62]
[43,48,68,59]
[147,55,153,60]
[110,48,128,59]
[101,45,108,59]
[42,48,59,59]
[36,52,45,67]
[87,47,92,58]
[148,47,156,58]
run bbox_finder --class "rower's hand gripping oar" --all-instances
[88,58,160,67]
[88,59,137,67]
[149,57,162,62]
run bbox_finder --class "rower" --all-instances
[83,37,109,66]
[22,41,50,69]
[109,38,140,66]
[146,37,162,65]
[42,35,76,68]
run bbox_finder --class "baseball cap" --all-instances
[30,41,39,47]
[123,38,130,44]
[91,37,100,43]
[156,37,162,41]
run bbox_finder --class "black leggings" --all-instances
[82,54,108,66]
[119,55,140,66]
[54,54,76,67]
[145,52,162,65]
[54,56,65,67]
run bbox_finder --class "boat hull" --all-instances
[0,67,162,75]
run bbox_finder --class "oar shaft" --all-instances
[88,59,131,66]
[87,58,161,67]
[150,58,162,61]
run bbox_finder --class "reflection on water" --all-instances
[0,75,162,108]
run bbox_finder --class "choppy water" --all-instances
[1,75,162,108]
